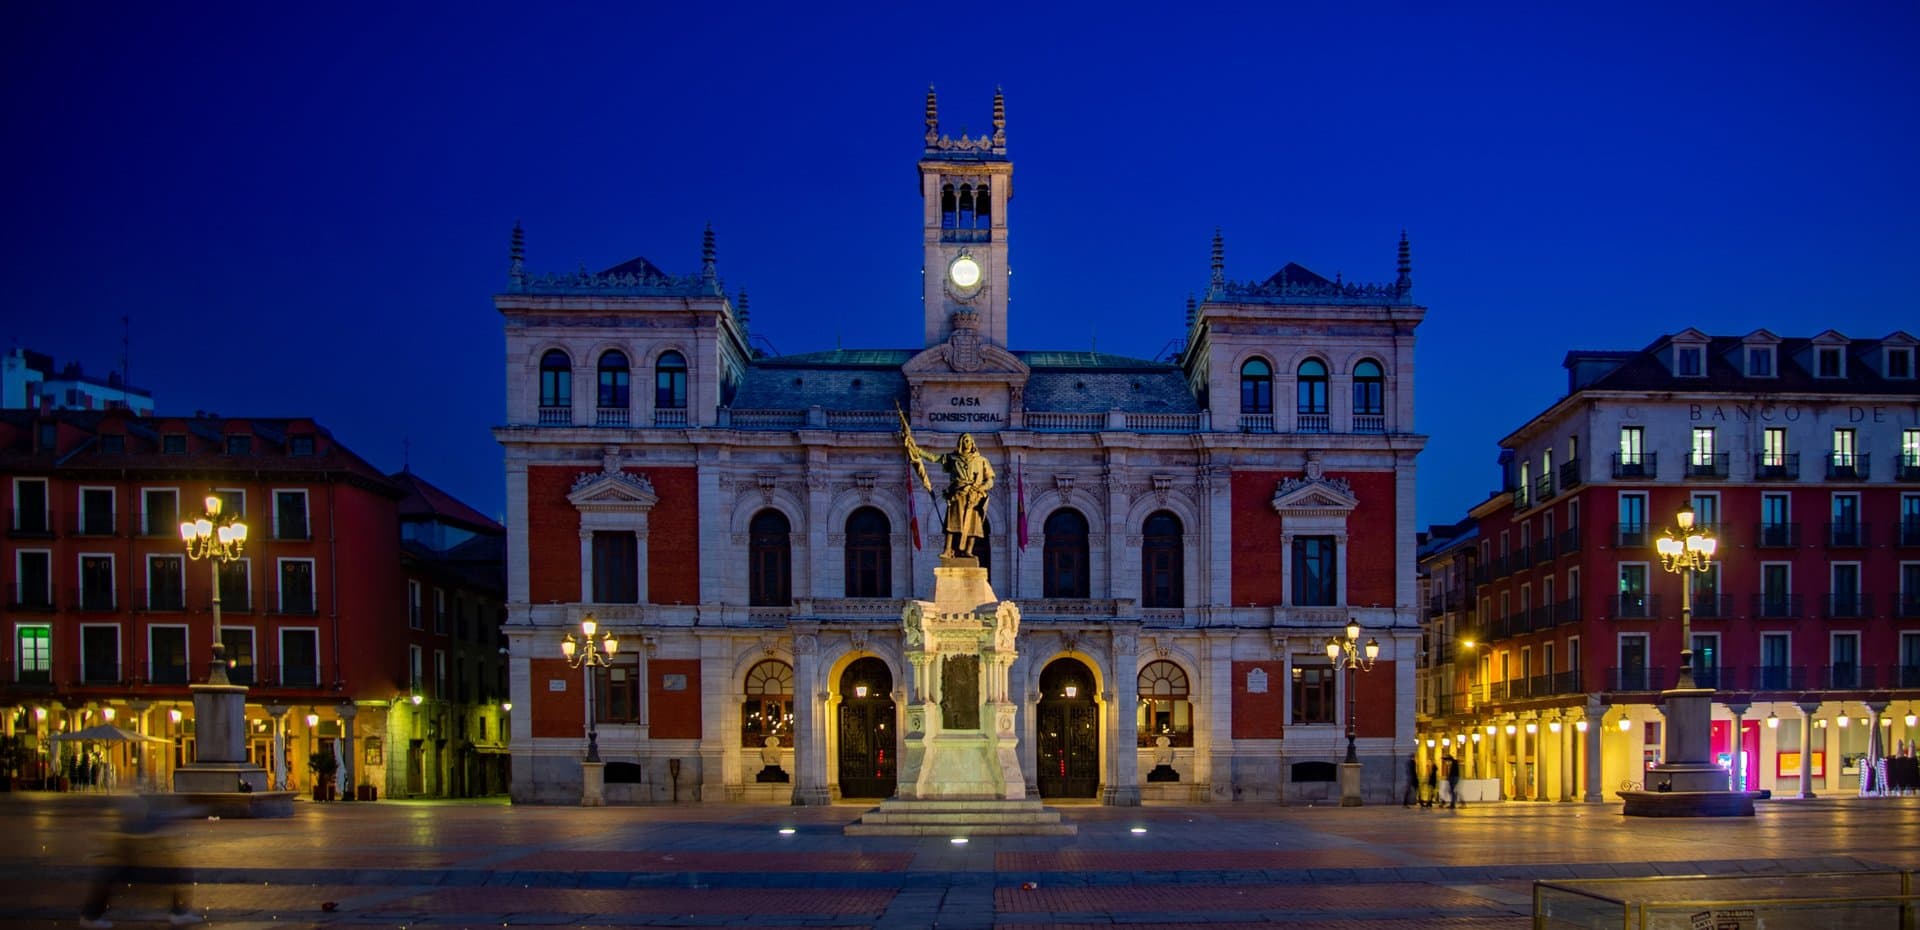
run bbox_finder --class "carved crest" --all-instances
[568,447,658,510]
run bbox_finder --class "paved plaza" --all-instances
[1,793,1914,929]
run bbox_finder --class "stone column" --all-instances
[1726,703,1749,792]
[700,634,731,802]
[1556,714,1573,802]
[789,629,830,805]
[1796,701,1819,799]
[1523,714,1540,801]
[577,526,594,604]
[339,704,358,800]
[1105,625,1141,806]
[1582,696,1605,802]
[266,704,288,791]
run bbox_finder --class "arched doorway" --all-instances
[1035,658,1099,798]
[837,657,897,798]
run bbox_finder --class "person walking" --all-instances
[1403,755,1418,808]
[78,794,202,928]
[1444,754,1463,809]
[1423,756,1439,809]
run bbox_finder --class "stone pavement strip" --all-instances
[0,793,1911,928]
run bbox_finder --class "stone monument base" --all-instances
[170,763,293,818]
[844,798,1077,836]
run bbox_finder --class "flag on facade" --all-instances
[1017,460,1029,551]
[907,469,922,550]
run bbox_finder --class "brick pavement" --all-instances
[0,793,1911,928]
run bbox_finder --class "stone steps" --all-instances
[843,798,1078,836]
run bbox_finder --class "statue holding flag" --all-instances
[897,406,995,561]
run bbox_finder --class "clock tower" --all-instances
[920,86,1012,348]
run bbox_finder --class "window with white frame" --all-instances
[79,554,115,611]
[435,649,448,699]
[1675,344,1704,377]
[218,558,251,611]
[79,487,115,536]
[221,627,255,684]
[1690,427,1717,472]
[149,625,189,684]
[1617,563,1649,618]
[1815,346,1844,378]
[1746,345,1775,377]
[1899,631,1920,688]
[280,628,320,687]
[12,478,50,534]
[277,558,315,614]
[1888,345,1914,379]
[1690,632,1720,685]
[16,625,50,683]
[1618,492,1647,546]
[80,624,121,683]
[146,554,185,611]
[1830,562,1862,618]
[142,488,179,537]
[273,490,310,540]
[1618,633,1649,690]
[14,550,52,609]
[1829,632,1860,688]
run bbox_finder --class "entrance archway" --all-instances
[1035,658,1099,798]
[836,657,897,798]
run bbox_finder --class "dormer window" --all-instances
[1888,347,1913,380]
[1675,346,1704,377]
[162,434,187,454]
[1816,346,1844,378]
[226,435,252,456]
[1746,346,1775,377]
[289,435,316,456]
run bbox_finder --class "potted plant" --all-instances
[309,750,338,801]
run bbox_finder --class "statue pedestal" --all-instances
[580,761,606,807]
[1621,688,1756,817]
[846,561,1074,836]
[171,682,290,818]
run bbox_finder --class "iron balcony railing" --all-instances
[76,662,125,685]
[1749,665,1806,691]
[137,587,186,612]
[1534,473,1553,505]
[1614,522,1648,548]
[1754,452,1799,480]
[1612,452,1656,479]
[1558,598,1583,624]
[1558,528,1582,554]
[1756,522,1799,548]
[1827,521,1868,547]
[72,510,120,537]
[1559,459,1583,490]
[8,583,55,611]
[1685,452,1730,479]
[1820,664,1872,690]
[1826,452,1869,480]
[1900,452,1920,481]
[9,509,53,536]
[1511,483,1530,510]
[1899,594,1920,619]
[1532,538,1555,564]
[70,587,116,612]
[142,661,190,685]
[1606,666,1669,692]
[267,589,318,616]
[1895,664,1920,688]
[1898,518,1920,547]
[1513,546,1534,570]
[1689,593,1733,619]
[1823,593,1871,619]
[4,660,54,687]
[1608,593,1660,620]
[1689,666,1725,689]
[940,227,991,243]
[1753,593,1801,619]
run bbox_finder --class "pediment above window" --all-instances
[1271,474,1358,516]
[569,447,658,512]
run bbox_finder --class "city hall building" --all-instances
[497,90,1427,805]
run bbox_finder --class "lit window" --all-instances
[1296,360,1328,415]
[539,350,572,408]
[1136,660,1192,746]
[1239,359,1272,414]
[597,351,630,408]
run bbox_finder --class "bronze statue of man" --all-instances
[901,428,995,560]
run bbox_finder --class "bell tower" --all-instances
[920,86,1012,348]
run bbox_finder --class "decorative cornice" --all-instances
[506,267,722,298]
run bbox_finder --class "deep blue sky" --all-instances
[5,3,1917,529]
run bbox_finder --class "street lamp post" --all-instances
[1656,504,1717,690]
[180,495,248,685]
[1326,620,1380,806]
[560,614,618,763]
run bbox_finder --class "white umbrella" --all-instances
[1861,715,1886,798]
[49,724,168,744]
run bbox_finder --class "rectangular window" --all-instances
[222,628,255,685]
[1618,492,1647,547]
[1830,632,1860,689]
[79,487,115,535]
[1291,535,1337,606]
[1676,345,1703,376]
[80,554,115,611]
[1760,427,1790,476]
[1816,346,1843,378]
[162,434,187,454]
[1831,493,1861,546]
[1831,427,1859,478]
[1747,346,1774,377]
[1618,633,1649,690]
[1831,563,1861,618]
[289,435,315,456]
[13,478,49,534]
[592,531,640,604]
[1690,492,1719,531]
[218,559,250,611]
[434,649,448,698]
[81,624,121,683]
[1617,426,1647,477]
[280,628,320,687]
[1890,348,1914,379]
[15,550,52,609]
[1760,493,1791,546]
[146,555,185,611]
[278,559,315,614]
[1761,632,1790,684]
[434,588,447,635]
[226,435,252,456]
[1617,563,1649,618]
[142,488,179,537]
[1691,633,1719,686]
[1290,659,1336,724]
[1905,562,1920,618]
[408,581,423,630]
[1761,563,1791,617]
[409,644,424,692]
[1690,427,1715,467]
[1898,631,1920,688]
[1904,430,1920,474]
[273,490,309,540]
[16,625,50,683]
[149,626,188,684]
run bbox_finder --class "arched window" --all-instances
[748,509,792,607]
[539,350,571,409]
[1137,660,1192,747]
[957,183,975,229]
[741,659,793,748]
[1352,359,1384,416]
[1042,508,1090,599]
[1240,358,1272,414]
[655,351,687,410]
[974,182,992,229]
[597,350,630,409]
[1296,359,1328,415]
[940,184,957,229]
[844,507,891,598]
[1141,510,1183,608]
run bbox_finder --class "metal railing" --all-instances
[1826,452,1869,480]
[1558,528,1582,554]
[138,587,186,612]
[1612,452,1655,479]
[73,510,119,536]
[1614,522,1648,548]
[1827,521,1868,547]
[1900,452,1920,481]
[8,509,53,536]
[1820,664,1872,690]
[76,662,124,685]
[8,583,55,611]
[1823,593,1871,619]
[940,227,990,243]
[1608,593,1659,620]
[1685,452,1729,479]
[1754,452,1799,480]
[268,588,318,616]
[1511,483,1530,510]
[1689,593,1732,619]
[1559,459,1583,490]
[1605,666,1668,691]
[1898,517,1920,547]
[1749,665,1805,691]
[1534,473,1553,504]
[70,587,116,612]
[142,661,190,685]
[1756,522,1799,547]
[1532,538,1554,563]
[1899,594,1920,619]
[1753,593,1801,619]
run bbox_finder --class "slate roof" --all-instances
[1569,333,1920,397]
[731,349,1197,414]
[390,469,504,533]
[0,410,398,492]
[599,255,669,278]
[1262,262,1335,288]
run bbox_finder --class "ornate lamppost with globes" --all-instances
[180,495,247,685]
[1655,504,1717,690]
[1326,619,1379,806]
[560,614,617,805]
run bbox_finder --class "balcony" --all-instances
[275,665,322,688]
[1558,528,1582,554]
[1689,593,1733,619]
[8,583,55,611]
[1490,556,1511,580]
[536,405,572,426]
[1608,593,1659,620]
[1534,473,1553,505]
[1752,593,1801,619]
[8,509,53,537]
[1684,452,1730,479]
[1825,452,1869,481]
[76,662,124,686]
[1296,413,1330,433]
[4,660,53,688]
[143,661,190,685]
[1827,521,1868,547]
[139,587,186,613]
[1512,546,1534,570]
[1557,598,1583,624]
[1756,522,1799,548]
[1896,664,1920,688]
[73,510,120,537]
[1898,518,1920,547]
[1612,452,1656,480]
[1532,538,1554,564]
[268,589,318,616]
[1749,665,1806,691]
[1900,452,1920,482]
[1899,594,1920,619]
[1753,453,1799,480]
[1239,413,1275,433]
[1822,593,1871,620]
[1820,664,1873,690]
[1614,522,1648,549]
[1606,666,1668,692]
[1689,666,1725,690]
[653,408,690,428]
[595,407,629,427]
[70,587,116,613]
[1559,458,1583,490]
[1511,483,1530,510]
[1351,414,1385,434]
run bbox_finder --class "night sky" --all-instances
[5,3,1916,530]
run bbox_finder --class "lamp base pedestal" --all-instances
[580,761,605,807]
[1339,762,1363,807]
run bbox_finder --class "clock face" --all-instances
[948,255,981,289]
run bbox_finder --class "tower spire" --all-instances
[991,86,1005,149]
[509,220,525,284]
[1209,227,1225,292]
[1184,293,1197,330]
[702,223,717,284]
[925,84,939,146]
[1395,229,1413,294]
[736,288,750,330]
